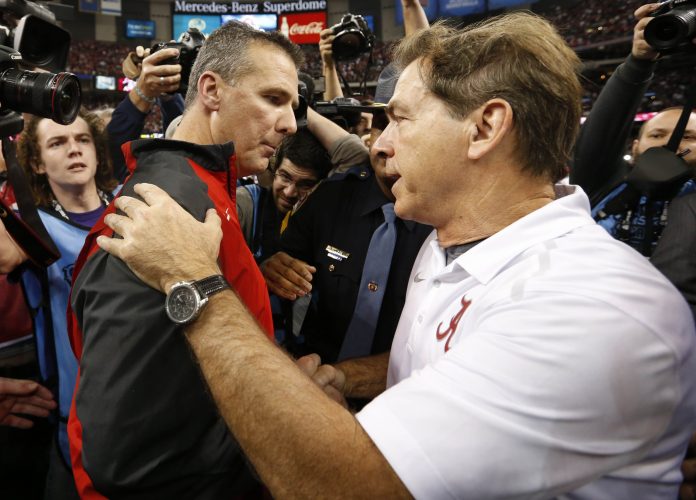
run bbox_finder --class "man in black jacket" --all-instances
[68,21,302,499]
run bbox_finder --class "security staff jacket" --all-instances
[280,165,431,363]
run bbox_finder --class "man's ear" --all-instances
[197,71,224,111]
[467,99,514,161]
[630,139,640,165]
[33,163,46,175]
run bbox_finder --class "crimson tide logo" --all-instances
[435,296,471,352]
[280,11,326,44]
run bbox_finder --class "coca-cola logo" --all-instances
[289,21,324,35]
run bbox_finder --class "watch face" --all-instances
[167,286,198,323]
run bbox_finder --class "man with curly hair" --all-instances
[0,108,118,498]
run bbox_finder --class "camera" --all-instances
[644,0,696,52]
[0,0,72,72]
[330,14,375,61]
[0,0,80,129]
[0,45,80,126]
[151,27,206,96]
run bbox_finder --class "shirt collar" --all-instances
[441,185,595,284]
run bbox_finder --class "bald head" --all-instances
[633,108,696,167]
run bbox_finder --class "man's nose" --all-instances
[283,182,298,197]
[373,124,395,159]
[67,138,82,155]
[278,107,298,136]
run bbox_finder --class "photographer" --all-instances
[317,0,428,136]
[572,3,696,256]
[0,108,117,498]
[107,46,185,182]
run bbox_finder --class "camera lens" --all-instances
[0,69,81,125]
[645,7,696,50]
[333,31,366,61]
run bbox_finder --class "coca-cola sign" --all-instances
[280,11,326,44]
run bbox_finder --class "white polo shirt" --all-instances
[357,185,696,499]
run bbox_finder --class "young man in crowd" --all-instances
[67,21,301,498]
[0,109,118,499]
[236,128,332,263]
[96,13,696,498]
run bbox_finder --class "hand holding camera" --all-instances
[136,48,182,101]
[633,3,662,60]
[122,45,149,80]
[319,28,335,68]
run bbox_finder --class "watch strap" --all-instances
[193,275,230,298]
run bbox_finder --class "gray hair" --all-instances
[184,21,303,108]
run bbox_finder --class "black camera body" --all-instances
[151,27,205,96]
[644,0,696,52]
[330,14,375,61]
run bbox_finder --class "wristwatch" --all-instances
[165,275,230,325]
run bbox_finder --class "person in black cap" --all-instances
[260,65,431,400]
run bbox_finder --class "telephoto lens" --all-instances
[0,69,81,124]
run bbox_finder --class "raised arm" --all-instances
[306,107,369,170]
[319,28,344,101]
[570,3,660,204]
[402,0,429,36]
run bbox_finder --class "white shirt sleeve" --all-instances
[357,292,683,500]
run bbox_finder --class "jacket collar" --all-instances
[126,139,235,174]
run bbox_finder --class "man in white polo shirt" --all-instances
[90,12,696,499]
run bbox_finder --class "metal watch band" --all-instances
[193,275,230,298]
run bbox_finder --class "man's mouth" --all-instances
[262,143,278,157]
[68,163,87,171]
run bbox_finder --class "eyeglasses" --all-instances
[274,171,319,196]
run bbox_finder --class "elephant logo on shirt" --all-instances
[435,296,471,352]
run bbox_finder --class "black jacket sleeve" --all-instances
[650,193,696,321]
[571,55,657,206]
[106,96,148,183]
[71,152,252,497]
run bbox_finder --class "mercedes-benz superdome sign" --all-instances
[173,0,327,15]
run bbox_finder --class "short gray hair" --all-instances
[184,21,304,108]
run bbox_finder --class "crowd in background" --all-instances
[66,0,686,134]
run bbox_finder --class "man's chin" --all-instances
[276,199,295,214]
[238,157,269,177]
